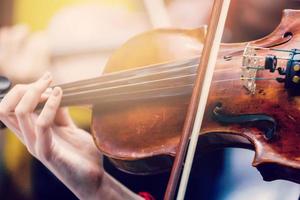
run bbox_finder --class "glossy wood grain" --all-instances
[91,10,300,183]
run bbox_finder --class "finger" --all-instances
[15,72,52,116]
[0,82,51,140]
[15,72,52,149]
[0,84,28,113]
[36,87,62,130]
[0,84,28,136]
[35,87,62,161]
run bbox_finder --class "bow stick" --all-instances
[164,0,231,199]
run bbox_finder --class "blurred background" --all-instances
[0,0,300,199]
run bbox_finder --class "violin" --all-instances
[1,8,300,187]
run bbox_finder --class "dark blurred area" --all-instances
[224,0,300,42]
[0,0,13,26]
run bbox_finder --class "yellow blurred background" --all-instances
[14,0,143,31]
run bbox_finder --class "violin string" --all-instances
[59,84,195,107]
[60,76,250,106]
[58,60,238,99]
[56,56,200,90]
[61,61,198,93]
[59,75,244,106]
[57,54,238,95]
[62,74,195,98]
[245,55,290,60]
[4,76,244,112]
[240,77,278,81]
[59,66,239,103]
[0,74,261,108]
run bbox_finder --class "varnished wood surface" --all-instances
[91,10,300,183]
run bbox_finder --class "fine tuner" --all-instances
[242,44,300,94]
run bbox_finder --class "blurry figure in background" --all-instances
[0,1,151,199]
[0,0,300,199]
[0,1,151,84]
[224,0,300,42]
[0,25,49,82]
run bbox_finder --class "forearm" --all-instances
[94,172,142,200]
[46,161,141,200]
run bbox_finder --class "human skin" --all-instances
[0,73,142,200]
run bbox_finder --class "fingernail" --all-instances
[52,87,61,96]
[42,72,51,80]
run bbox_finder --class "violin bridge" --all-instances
[241,44,265,94]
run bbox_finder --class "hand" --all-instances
[0,25,50,83]
[0,73,140,199]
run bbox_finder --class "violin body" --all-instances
[91,10,300,183]
[92,28,205,174]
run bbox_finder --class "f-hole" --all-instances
[212,102,278,141]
